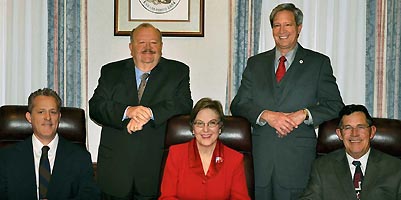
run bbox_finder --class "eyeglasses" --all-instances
[193,120,221,128]
[340,124,371,133]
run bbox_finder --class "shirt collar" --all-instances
[346,148,370,174]
[274,43,299,69]
[32,133,59,158]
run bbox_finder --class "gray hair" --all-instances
[269,3,303,28]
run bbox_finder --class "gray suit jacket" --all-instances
[300,148,401,200]
[89,57,193,196]
[230,44,344,189]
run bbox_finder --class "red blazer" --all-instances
[159,139,250,200]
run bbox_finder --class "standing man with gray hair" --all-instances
[231,3,343,199]
[89,23,192,199]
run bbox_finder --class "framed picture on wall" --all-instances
[114,0,204,37]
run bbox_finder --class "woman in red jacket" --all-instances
[159,98,250,200]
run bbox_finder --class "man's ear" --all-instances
[25,112,32,123]
[369,125,377,139]
[335,128,343,140]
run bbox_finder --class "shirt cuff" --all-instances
[256,111,267,126]
[304,108,313,125]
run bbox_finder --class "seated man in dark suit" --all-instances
[300,104,401,200]
[0,88,100,199]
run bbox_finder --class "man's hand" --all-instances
[260,110,298,137]
[287,109,308,127]
[126,106,152,134]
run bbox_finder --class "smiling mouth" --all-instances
[349,139,362,143]
[201,134,212,138]
[279,35,289,39]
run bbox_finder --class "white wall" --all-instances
[87,0,230,161]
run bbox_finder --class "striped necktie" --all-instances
[39,146,51,199]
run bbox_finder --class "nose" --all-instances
[350,128,359,136]
[201,124,209,132]
[44,112,51,120]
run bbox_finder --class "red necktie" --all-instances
[276,56,287,82]
[352,161,363,199]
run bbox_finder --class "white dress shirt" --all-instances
[32,134,59,199]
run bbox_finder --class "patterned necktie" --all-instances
[138,73,149,102]
[39,146,51,199]
[276,56,287,83]
[352,161,363,199]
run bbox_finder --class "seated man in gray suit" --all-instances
[300,104,401,200]
[0,88,100,199]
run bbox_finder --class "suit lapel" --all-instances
[14,139,37,197]
[334,150,359,200]
[122,58,140,104]
[279,45,308,101]
[359,149,380,199]
[47,137,70,196]
[261,50,282,105]
[139,57,166,104]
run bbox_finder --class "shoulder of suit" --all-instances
[223,144,244,162]
[298,47,330,61]
[57,136,90,156]
[370,148,401,166]
[159,57,189,70]
[101,58,133,72]
[314,148,345,165]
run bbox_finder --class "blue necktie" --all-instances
[39,146,51,199]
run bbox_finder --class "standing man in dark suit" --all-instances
[89,23,193,199]
[300,104,401,200]
[230,3,343,200]
[0,88,100,199]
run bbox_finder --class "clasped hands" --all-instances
[126,106,152,134]
[261,109,307,138]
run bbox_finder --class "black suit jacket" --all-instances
[89,57,193,196]
[230,44,344,190]
[0,136,100,199]
[300,148,401,200]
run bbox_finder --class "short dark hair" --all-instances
[27,88,62,113]
[269,3,303,28]
[338,104,374,127]
[130,23,162,42]
[190,98,224,130]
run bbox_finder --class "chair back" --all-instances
[0,105,86,148]
[317,117,401,158]
[163,115,254,199]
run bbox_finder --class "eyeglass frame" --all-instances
[192,119,222,129]
[339,124,371,134]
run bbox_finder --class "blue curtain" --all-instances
[366,0,401,119]
[226,0,263,112]
[48,0,82,107]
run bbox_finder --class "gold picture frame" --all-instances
[114,0,204,37]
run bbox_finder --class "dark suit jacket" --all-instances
[89,57,193,196]
[230,44,344,190]
[0,136,100,199]
[300,148,401,200]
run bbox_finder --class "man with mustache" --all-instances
[230,3,343,200]
[89,23,192,199]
